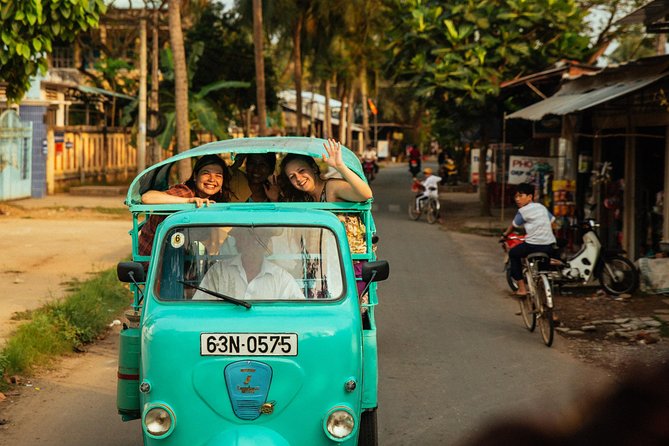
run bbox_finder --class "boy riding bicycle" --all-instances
[414,167,442,211]
[500,183,556,297]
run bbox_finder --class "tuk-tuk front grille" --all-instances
[236,401,262,420]
[224,360,272,421]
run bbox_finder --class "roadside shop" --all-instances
[507,55,669,260]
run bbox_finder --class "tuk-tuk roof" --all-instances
[126,137,364,205]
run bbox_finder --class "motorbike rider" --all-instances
[361,144,379,174]
[438,154,458,185]
[408,145,422,178]
[414,167,442,211]
[500,182,556,297]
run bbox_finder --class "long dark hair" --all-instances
[184,154,230,202]
[278,153,322,202]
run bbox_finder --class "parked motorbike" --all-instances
[363,160,376,182]
[438,159,458,186]
[551,219,638,295]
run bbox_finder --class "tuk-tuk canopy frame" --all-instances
[126,137,365,207]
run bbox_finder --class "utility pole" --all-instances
[137,18,147,173]
[150,8,161,165]
[253,0,267,136]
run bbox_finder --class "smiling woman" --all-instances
[278,139,373,203]
[138,155,231,256]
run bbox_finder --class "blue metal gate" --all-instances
[0,110,33,201]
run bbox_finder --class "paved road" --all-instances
[0,170,609,445]
[372,163,608,445]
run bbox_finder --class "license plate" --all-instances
[200,333,298,356]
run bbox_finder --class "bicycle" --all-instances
[518,252,555,347]
[408,191,440,224]
[408,181,440,224]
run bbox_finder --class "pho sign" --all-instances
[508,155,558,185]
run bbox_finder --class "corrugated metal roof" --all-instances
[617,0,669,25]
[278,90,363,131]
[507,56,669,121]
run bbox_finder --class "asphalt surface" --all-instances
[372,162,608,445]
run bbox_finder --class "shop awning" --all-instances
[507,61,669,121]
[77,85,135,100]
[617,0,669,26]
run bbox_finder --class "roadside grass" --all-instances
[0,268,131,387]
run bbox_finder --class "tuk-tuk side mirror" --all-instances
[118,261,146,283]
[361,260,389,283]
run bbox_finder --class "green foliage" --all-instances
[156,45,251,149]
[0,268,131,378]
[0,0,107,101]
[93,57,136,93]
[386,0,591,117]
[607,25,658,64]
[187,4,279,125]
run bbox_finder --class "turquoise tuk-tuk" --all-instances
[116,137,389,445]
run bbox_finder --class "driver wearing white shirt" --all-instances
[193,228,304,300]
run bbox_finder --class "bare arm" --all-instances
[501,224,515,238]
[322,139,373,202]
[141,189,213,207]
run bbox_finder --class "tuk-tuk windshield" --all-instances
[155,225,344,301]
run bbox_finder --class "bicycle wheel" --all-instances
[536,274,554,347]
[519,267,536,331]
[598,256,638,295]
[408,201,421,220]
[426,199,439,224]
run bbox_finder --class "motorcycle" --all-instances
[550,219,638,295]
[408,158,421,177]
[362,160,376,182]
[438,159,458,186]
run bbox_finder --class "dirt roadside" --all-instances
[0,195,131,344]
[440,191,669,375]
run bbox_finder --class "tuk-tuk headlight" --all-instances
[324,406,356,441]
[143,404,175,438]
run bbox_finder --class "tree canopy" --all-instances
[187,3,278,134]
[0,0,106,101]
[385,0,591,114]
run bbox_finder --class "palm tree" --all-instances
[155,45,250,149]
[253,0,314,136]
[168,0,191,180]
